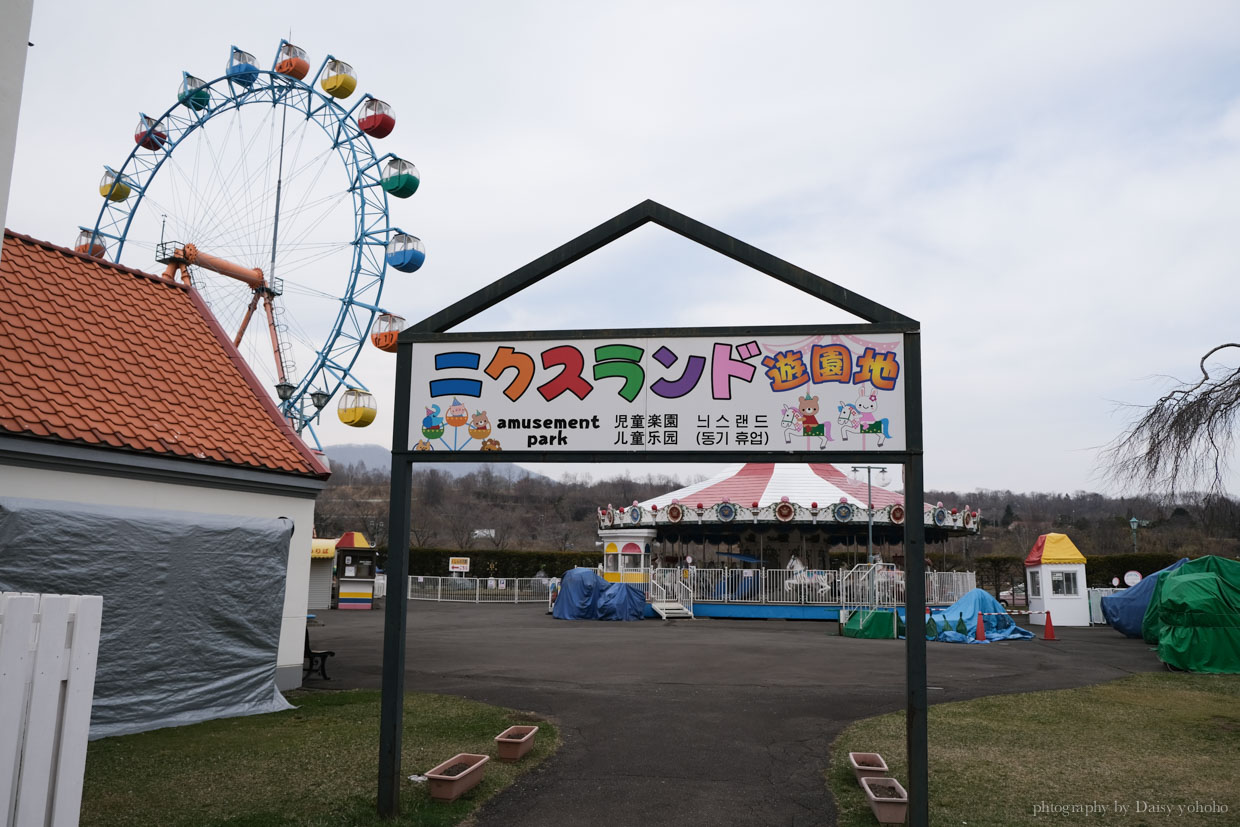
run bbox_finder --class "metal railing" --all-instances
[654,566,973,608]
[675,578,695,618]
[648,576,668,605]
[406,568,975,608]
[407,576,553,603]
[925,571,972,606]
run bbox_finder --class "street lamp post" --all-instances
[1129,516,1139,554]
[852,465,889,564]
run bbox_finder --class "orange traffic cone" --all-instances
[976,611,986,642]
[1042,611,1057,641]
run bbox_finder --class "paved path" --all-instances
[310,603,1161,827]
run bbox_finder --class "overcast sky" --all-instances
[9,2,1240,495]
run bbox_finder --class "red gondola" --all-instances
[134,115,167,151]
[358,98,395,139]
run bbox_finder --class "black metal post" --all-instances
[903,331,928,827]
[378,342,414,817]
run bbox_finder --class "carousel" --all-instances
[596,463,979,618]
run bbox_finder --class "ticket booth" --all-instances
[1025,533,1090,627]
[336,531,378,610]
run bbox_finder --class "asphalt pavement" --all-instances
[308,602,1162,827]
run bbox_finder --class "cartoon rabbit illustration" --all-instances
[839,388,892,446]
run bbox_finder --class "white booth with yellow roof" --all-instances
[308,537,338,610]
[1025,533,1089,627]
[336,531,378,609]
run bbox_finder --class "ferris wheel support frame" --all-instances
[87,61,399,442]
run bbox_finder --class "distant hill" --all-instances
[322,443,547,480]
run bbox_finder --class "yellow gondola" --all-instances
[337,388,377,427]
[320,58,357,99]
[98,168,131,201]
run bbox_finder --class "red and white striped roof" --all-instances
[641,463,914,510]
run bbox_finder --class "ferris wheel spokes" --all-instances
[82,40,425,437]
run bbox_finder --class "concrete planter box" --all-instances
[860,776,908,825]
[426,753,489,802]
[848,751,889,784]
[495,725,540,761]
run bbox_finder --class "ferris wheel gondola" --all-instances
[79,40,424,444]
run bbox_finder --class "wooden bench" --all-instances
[304,629,335,680]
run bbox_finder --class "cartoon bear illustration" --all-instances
[480,438,502,452]
[799,393,824,437]
[467,410,492,440]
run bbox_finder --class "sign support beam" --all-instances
[378,344,414,817]
[903,331,928,827]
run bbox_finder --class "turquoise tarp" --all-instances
[926,588,1034,644]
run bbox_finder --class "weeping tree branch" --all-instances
[1104,343,1240,496]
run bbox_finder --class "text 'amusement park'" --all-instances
[2,8,1239,827]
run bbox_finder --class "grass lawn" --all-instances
[830,673,1239,826]
[80,690,558,827]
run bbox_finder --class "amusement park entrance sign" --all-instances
[380,200,932,827]
[406,329,906,455]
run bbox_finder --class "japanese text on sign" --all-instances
[408,333,904,454]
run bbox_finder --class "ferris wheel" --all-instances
[76,41,425,444]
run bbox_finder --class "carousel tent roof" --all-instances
[640,463,909,510]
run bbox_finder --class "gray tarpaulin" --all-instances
[0,496,293,738]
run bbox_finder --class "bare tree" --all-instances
[442,508,475,550]
[1106,344,1240,496]
[409,506,440,548]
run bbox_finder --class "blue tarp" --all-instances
[927,588,1034,644]
[1100,558,1188,638]
[552,568,645,621]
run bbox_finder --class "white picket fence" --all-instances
[1,593,103,827]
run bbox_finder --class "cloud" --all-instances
[9,1,1240,493]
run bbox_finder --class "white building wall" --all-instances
[0,463,316,687]
[1027,562,1090,627]
[0,0,35,258]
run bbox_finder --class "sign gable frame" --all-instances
[379,200,930,826]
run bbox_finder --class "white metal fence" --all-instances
[408,576,554,603]
[650,567,973,608]
[1,592,103,827]
[1088,587,1124,625]
[406,568,974,608]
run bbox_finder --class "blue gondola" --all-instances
[227,46,259,88]
[386,233,425,273]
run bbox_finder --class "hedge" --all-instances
[406,547,600,578]
[1083,552,1189,587]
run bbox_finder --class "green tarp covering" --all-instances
[843,609,899,639]
[1140,556,1240,674]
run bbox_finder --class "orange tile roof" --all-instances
[0,230,329,479]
